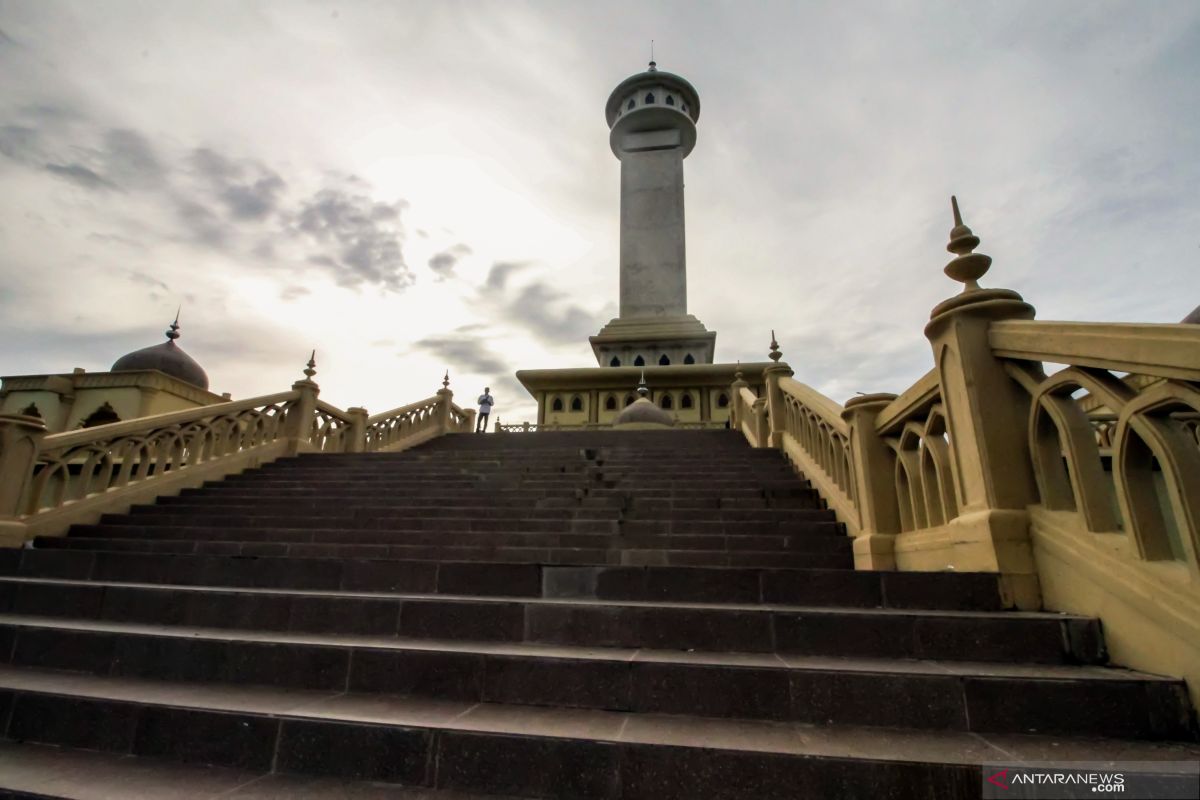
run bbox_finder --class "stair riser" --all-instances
[0,580,1099,663]
[0,688,985,798]
[2,625,1184,738]
[3,549,1000,609]
[34,539,854,569]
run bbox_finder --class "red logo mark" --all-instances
[987,769,1010,789]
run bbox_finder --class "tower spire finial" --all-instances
[648,39,656,71]
[303,350,317,379]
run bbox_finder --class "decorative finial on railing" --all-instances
[734,360,744,383]
[166,307,181,341]
[768,330,782,362]
[303,350,317,379]
[637,369,649,398]
[442,370,450,390]
[944,195,992,292]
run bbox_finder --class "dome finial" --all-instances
[166,306,181,341]
[442,370,450,390]
[944,195,992,292]
[648,40,657,72]
[637,369,649,398]
[768,330,782,362]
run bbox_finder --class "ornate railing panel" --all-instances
[364,397,442,452]
[775,377,859,533]
[26,392,298,515]
[312,401,353,453]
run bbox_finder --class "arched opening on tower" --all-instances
[627,98,635,110]
[634,355,645,367]
[644,92,655,104]
[717,393,729,409]
[551,397,564,412]
[684,354,695,365]
[681,393,694,409]
[660,394,673,410]
[570,395,583,412]
[658,354,670,366]
[609,356,620,367]
[665,95,675,106]
[605,395,617,411]
[624,394,635,407]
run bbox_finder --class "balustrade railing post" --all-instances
[841,394,900,569]
[922,198,1041,608]
[464,409,477,434]
[0,413,47,546]
[345,407,369,453]
[436,371,454,434]
[284,352,321,456]
[763,333,793,449]
[730,369,750,431]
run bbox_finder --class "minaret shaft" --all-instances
[619,143,687,318]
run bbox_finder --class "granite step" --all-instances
[0,577,1102,662]
[0,740,530,799]
[0,616,1189,738]
[2,665,1198,800]
[2,548,1000,609]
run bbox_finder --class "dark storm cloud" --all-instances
[44,162,116,190]
[428,243,472,281]
[290,188,412,290]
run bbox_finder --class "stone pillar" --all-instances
[762,332,793,448]
[0,414,47,547]
[921,198,1041,608]
[729,369,750,430]
[464,409,477,433]
[841,393,900,570]
[285,379,320,456]
[345,407,369,453]
[436,371,455,434]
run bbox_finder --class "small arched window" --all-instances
[681,103,688,113]
[81,401,121,428]
[644,92,655,104]
[609,356,620,367]
[665,95,675,106]
[570,395,583,412]
[717,393,730,408]
[681,393,694,409]
[660,394,673,410]
[658,354,670,366]
[634,355,645,367]
[624,394,635,407]
[684,353,695,365]
[627,98,635,110]
[605,395,617,411]
[551,396,564,412]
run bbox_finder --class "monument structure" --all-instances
[589,60,716,368]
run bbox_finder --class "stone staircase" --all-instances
[0,429,1196,799]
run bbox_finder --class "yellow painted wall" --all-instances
[66,388,142,429]
[1,391,66,429]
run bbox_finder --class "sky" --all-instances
[1,1,1197,423]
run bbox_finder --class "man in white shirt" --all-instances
[476,387,494,432]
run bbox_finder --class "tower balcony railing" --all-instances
[0,363,473,546]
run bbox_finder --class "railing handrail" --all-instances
[874,368,939,436]
[777,377,847,436]
[366,396,440,425]
[314,399,356,422]
[36,390,300,451]
[990,320,1200,381]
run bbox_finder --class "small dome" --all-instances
[112,317,210,390]
[613,397,675,428]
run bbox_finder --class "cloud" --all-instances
[412,335,509,376]
[290,187,412,290]
[101,128,165,189]
[484,261,527,292]
[44,162,115,190]
[427,243,472,281]
[501,280,602,344]
[279,285,310,301]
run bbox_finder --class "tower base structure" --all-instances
[589,315,716,368]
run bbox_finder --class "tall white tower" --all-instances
[589,61,716,367]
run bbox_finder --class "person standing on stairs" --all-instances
[476,387,494,432]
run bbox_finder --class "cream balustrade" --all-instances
[728,196,1200,702]
[774,377,860,535]
[0,362,475,545]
